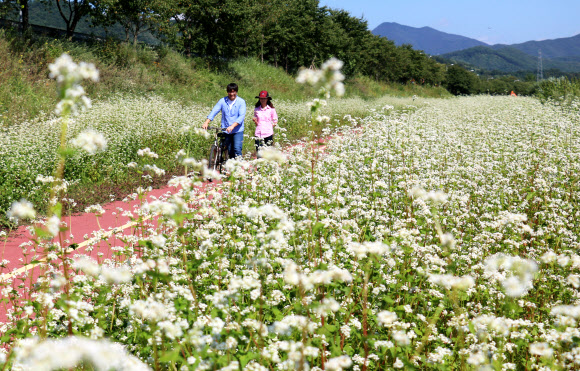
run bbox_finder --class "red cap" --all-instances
[256,90,271,99]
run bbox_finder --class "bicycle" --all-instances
[207,126,229,175]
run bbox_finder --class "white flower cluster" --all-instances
[141,200,179,217]
[48,54,99,84]
[346,241,394,258]
[84,204,106,215]
[129,297,170,322]
[12,336,149,371]
[283,262,352,291]
[377,310,397,326]
[410,187,448,204]
[550,305,580,318]
[483,253,538,297]
[257,147,288,163]
[529,342,554,358]
[70,129,107,155]
[296,57,345,97]
[137,147,159,158]
[73,257,132,285]
[6,199,36,223]
[48,53,99,116]
[428,274,475,291]
[325,355,352,371]
[45,215,61,237]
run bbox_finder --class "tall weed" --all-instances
[536,77,580,106]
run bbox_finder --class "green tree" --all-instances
[162,0,236,57]
[93,0,166,45]
[317,8,368,77]
[42,0,93,37]
[444,65,478,95]
[0,0,30,31]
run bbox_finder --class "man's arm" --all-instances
[202,118,211,130]
[204,99,223,129]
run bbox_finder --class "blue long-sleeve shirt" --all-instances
[207,96,246,133]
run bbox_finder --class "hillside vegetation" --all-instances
[2,0,448,86]
[0,29,450,128]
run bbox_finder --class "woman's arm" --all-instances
[272,108,278,127]
[252,108,259,124]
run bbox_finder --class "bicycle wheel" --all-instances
[208,144,219,172]
[220,145,229,172]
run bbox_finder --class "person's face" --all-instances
[259,97,268,107]
[228,89,237,101]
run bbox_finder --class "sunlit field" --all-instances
[0,93,415,226]
[2,90,580,370]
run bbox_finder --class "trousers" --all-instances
[224,131,244,159]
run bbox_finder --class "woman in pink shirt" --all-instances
[252,90,278,158]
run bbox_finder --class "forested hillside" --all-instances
[493,33,580,60]
[442,46,580,73]
[0,0,447,85]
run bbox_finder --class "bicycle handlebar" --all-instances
[207,126,227,132]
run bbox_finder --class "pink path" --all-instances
[0,135,335,325]
[0,180,220,324]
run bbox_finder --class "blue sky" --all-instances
[319,0,580,45]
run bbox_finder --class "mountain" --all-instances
[373,22,580,73]
[492,34,580,59]
[441,46,580,73]
[441,33,580,73]
[372,22,488,55]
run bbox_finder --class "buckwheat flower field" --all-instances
[2,94,580,370]
[0,91,409,220]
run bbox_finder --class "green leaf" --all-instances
[313,222,325,234]
[343,344,355,356]
[159,347,182,362]
[239,352,259,367]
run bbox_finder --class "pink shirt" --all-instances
[254,105,278,138]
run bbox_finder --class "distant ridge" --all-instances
[492,33,580,59]
[372,22,488,55]
[372,22,580,72]
[441,45,580,73]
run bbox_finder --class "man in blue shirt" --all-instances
[202,83,246,159]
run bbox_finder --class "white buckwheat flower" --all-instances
[325,355,352,371]
[529,342,553,358]
[70,129,107,155]
[377,311,397,326]
[7,199,36,222]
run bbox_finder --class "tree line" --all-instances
[1,0,448,86]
